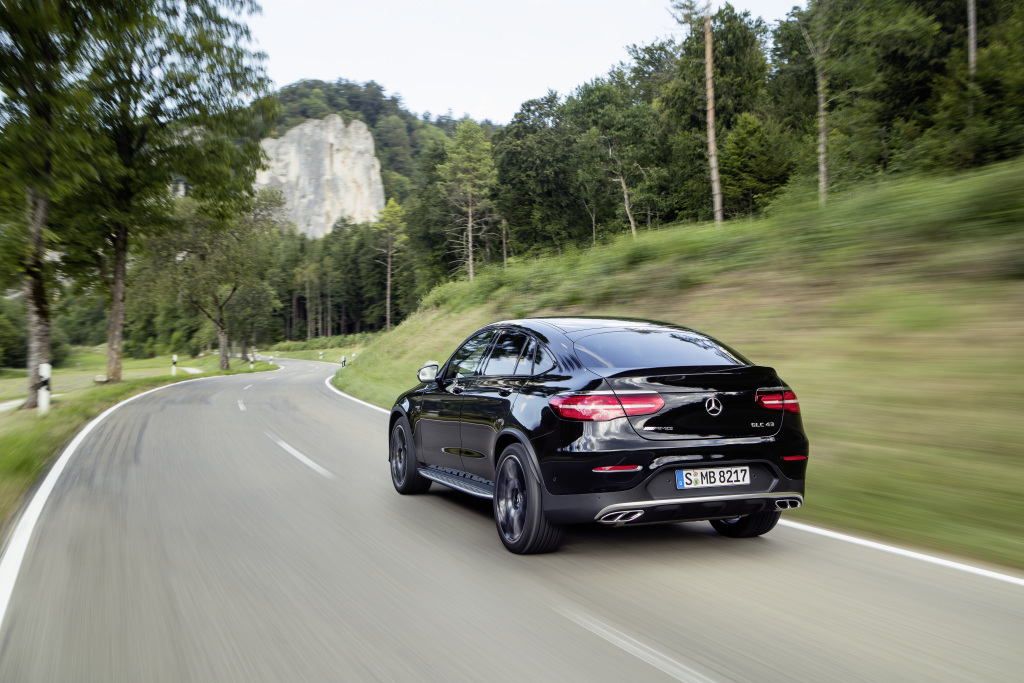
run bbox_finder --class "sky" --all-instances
[248,1,805,125]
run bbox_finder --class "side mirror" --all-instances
[417,361,439,383]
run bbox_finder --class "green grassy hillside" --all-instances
[334,160,1024,570]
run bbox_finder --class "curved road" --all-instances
[0,359,1022,681]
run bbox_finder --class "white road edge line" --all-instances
[323,375,388,414]
[560,608,716,683]
[779,520,1024,588]
[0,375,223,631]
[318,371,1024,587]
[237,399,246,412]
[265,432,335,480]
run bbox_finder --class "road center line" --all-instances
[243,384,253,390]
[778,520,1024,588]
[559,608,716,683]
[265,432,335,479]
[237,399,246,412]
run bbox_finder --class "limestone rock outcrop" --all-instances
[255,115,385,237]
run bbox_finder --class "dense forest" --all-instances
[2,0,1023,383]
[241,0,1024,344]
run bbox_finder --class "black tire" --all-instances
[389,417,431,494]
[710,510,781,538]
[493,444,563,554]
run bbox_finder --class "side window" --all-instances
[444,330,495,380]
[534,342,557,375]
[481,330,529,376]
[513,338,537,376]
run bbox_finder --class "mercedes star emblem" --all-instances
[705,397,723,416]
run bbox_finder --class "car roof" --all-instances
[494,316,678,335]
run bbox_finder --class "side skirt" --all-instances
[418,465,495,500]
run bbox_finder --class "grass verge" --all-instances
[0,348,222,403]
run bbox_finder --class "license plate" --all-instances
[676,466,750,489]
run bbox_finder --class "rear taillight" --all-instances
[617,393,666,416]
[549,392,664,421]
[757,390,800,413]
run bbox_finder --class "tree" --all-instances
[571,136,615,244]
[767,7,817,130]
[967,0,976,118]
[623,39,680,104]
[798,0,842,207]
[0,0,98,407]
[662,2,769,223]
[719,113,792,215]
[492,92,582,254]
[226,281,280,355]
[0,312,17,368]
[567,80,658,240]
[437,119,496,280]
[58,0,275,382]
[374,199,407,331]
[375,115,414,176]
[926,2,1024,166]
[671,1,724,224]
[405,139,456,299]
[152,191,285,371]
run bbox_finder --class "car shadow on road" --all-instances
[421,486,781,557]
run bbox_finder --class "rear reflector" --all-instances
[593,465,643,473]
[756,390,800,413]
[782,455,807,461]
[549,392,664,421]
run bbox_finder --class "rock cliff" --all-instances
[255,114,385,237]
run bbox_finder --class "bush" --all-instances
[51,327,71,367]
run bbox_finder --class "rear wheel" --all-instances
[389,417,431,494]
[710,510,781,538]
[493,445,563,554]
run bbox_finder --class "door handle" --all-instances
[451,384,464,394]
[498,387,513,397]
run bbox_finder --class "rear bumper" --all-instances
[541,480,805,525]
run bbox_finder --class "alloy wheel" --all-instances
[496,456,527,543]
[390,425,407,486]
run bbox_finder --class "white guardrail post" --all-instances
[172,354,178,377]
[38,363,51,416]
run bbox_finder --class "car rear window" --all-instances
[573,329,749,370]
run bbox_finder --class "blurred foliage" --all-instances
[421,158,1024,316]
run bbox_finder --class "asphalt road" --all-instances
[0,358,1022,682]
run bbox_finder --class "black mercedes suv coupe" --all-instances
[388,318,808,554]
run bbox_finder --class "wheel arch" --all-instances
[494,427,543,488]
[389,408,409,459]
[389,408,404,434]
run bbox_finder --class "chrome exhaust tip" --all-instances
[599,509,644,524]
[775,498,802,511]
